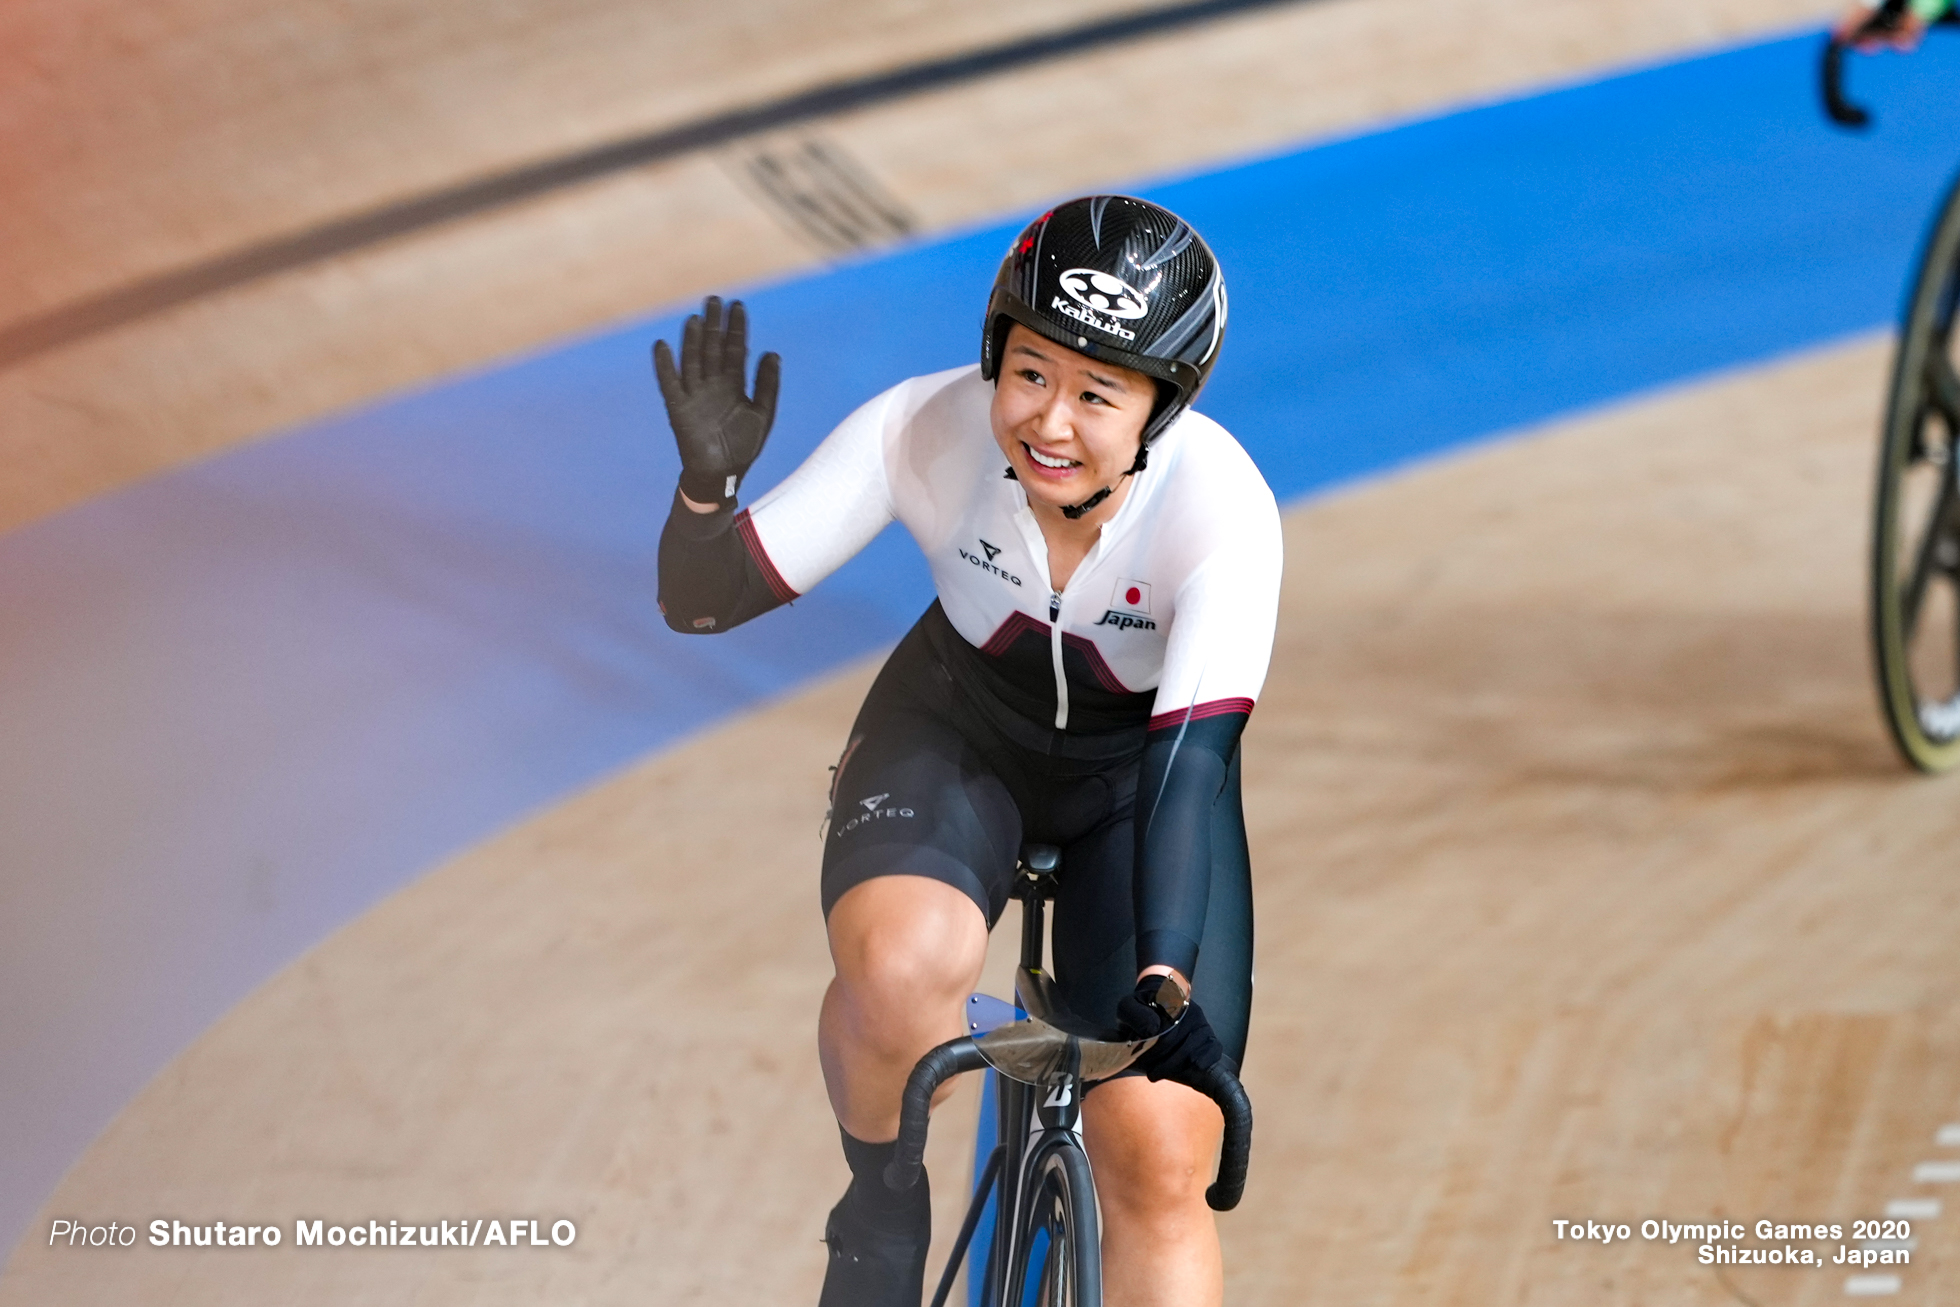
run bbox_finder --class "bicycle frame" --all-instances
[970,860,1076,1307]
[888,845,1252,1307]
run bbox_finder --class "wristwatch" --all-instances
[1142,974,1189,1024]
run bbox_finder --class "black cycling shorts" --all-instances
[821,604,1253,1071]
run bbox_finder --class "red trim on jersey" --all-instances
[735,509,799,604]
[980,610,1050,657]
[1147,696,1254,733]
[1062,633,1133,694]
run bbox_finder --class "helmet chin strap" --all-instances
[1058,441,1150,520]
[1059,483,1118,520]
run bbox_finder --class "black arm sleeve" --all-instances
[656,488,792,634]
[1133,710,1248,978]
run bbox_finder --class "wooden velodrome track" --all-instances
[10,0,1960,1303]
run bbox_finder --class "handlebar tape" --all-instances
[885,1036,989,1191]
[1821,38,1867,128]
[884,1036,1252,1209]
[1200,1063,1254,1212]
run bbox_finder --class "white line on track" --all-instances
[1845,1274,1903,1296]
[1885,1199,1940,1219]
[1850,1142,1956,1295]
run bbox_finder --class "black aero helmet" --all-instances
[979,195,1227,445]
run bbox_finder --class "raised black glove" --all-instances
[653,296,781,506]
[1117,976,1226,1090]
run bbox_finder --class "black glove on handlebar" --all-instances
[653,296,781,507]
[1117,977,1226,1090]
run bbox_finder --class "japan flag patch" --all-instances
[1111,578,1151,615]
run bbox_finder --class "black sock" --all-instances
[839,1129,929,1233]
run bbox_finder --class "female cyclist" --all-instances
[654,195,1281,1307]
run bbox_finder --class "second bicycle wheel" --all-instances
[1874,169,1960,772]
[1008,1139,1101,1307]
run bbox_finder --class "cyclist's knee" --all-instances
[828,875,986,1008]
[1083,1079,1220,1215]
[844,937,973,1011]
[1095,1141,1209,1218]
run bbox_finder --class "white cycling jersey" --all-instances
[738,365,1283,730]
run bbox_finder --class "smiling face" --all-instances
[989,323,1154,521]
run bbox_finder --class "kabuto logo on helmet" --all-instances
[1058,269,1150,320]
[1050,294,1137,341]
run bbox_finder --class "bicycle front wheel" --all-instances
[1009,1138,1101,1307]
[1874,169,1960,772]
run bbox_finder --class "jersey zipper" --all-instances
[1048,590,1068,730]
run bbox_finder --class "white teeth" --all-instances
[1026,444,1078,470]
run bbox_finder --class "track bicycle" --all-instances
[882,843,1253,1307]
[1824,1,1960,770]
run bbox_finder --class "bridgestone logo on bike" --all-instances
[1093,609,1156,631]
[1049,295,1137,342]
